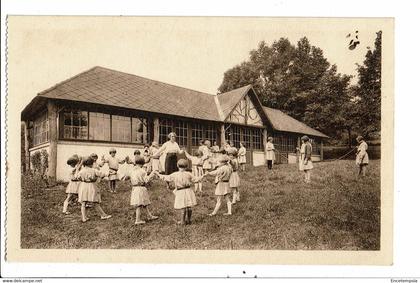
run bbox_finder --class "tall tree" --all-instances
[218,37,330,121]
[302,65,352,140]
[355,31,382,137]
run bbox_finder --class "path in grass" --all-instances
[21,159,380,250]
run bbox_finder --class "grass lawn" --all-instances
[21,159,380,250]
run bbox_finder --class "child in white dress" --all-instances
[356,135,369,177]
[228,148,241,204]
[184,150,205,192]
[266,137,275,170]
[238,142,247,171]
[126,156,159,225]
[143,144,152,174]
[62,155,82,215]
[201,140,212,173]
[205,155,233,216]
[77,157,112,222]
[149,142,161,172]
[101,148,126,193]
[158,159,204,225]
[299,135,314,183]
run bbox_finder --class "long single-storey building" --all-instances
[21,66,328,181]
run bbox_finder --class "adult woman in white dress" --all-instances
[299,135,314,183]
[152,132,184,188]
[355,135,369,177]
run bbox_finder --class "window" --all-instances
[33,112,49,146]
[63,110,88,140]
[288,136,296,152]
[310,138,320,155]
[89,112,110,141]
[191,123,204,146]
[112,115,131,142]
[242,127,252,149]
[252,128,263,150]
[159,118,172,145]
[132,117,148,144]
[205,124,217,145]
[232,125,241,148]
[174,120,188,147]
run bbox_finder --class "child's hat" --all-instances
[177,158,189,168]
[83,156,94,166]
[90,153,98,159]
[356,135,364,142]
[67,155,79,165]
[267,136,273,141]
[109,147,117,153]
[301,135,309,142]
[135,155,145,165]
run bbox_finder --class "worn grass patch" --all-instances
[21,160,380,250]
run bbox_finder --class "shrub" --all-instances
[30,151,42,174]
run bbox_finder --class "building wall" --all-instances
[56,141,148,181]
[252,151,265,166]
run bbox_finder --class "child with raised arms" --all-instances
[157,159,204,225]
[126,156,159,225]
[228,148,241,204]
[101,148,126,193]
[77,156,112,223]
[62,155,82,215]
[206,155,233,216]
[184,149,205,193]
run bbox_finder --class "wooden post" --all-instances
[153,117,159,143]
[297,137,301,165]
[47,101,58,181]
[220,124,226,145]
[23,121,30,172]
[263,128,268,165]
[320,140,324,161]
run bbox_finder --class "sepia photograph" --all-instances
[5,16,393,263]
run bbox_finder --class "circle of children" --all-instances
[62,132,369,226]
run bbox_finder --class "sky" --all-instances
[8,17,384,113]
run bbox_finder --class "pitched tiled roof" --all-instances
[216,85,252,119]
[37,66,221,121]
[263,106,328,138]
[24,66,327,138]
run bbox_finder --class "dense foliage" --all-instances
[218,32,382,144]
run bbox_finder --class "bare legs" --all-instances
[135,206,159,225]
[358,164,367,178]
[81,202,111,222]
[109,180,117,193]
[209,195,232,216]
[232,188,240,204]
[304,170,311,183]
[62,193,77,214]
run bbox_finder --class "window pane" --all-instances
[174,120,188,147]
[191,123,204,146]
[205,124,217,145]
[112,115,131,142]
[32,111,49,146]
[159,119,172,145]
[132,117,148,144]
[89,112,110,141]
